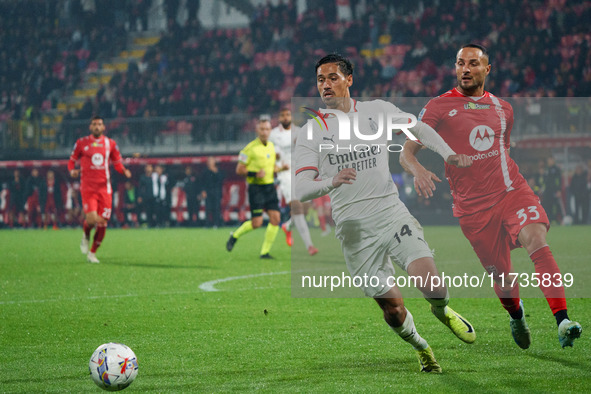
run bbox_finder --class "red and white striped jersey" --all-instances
[419,88,527,217]
[68,135,125,194]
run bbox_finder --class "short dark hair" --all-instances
[461,43,490,63]
[90,115,104,122]
[315,53,354,76]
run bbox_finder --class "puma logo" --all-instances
[323,135,335,143]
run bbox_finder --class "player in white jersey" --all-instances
[294,54,475,373]
[269,108,318,255]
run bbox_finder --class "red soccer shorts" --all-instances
[458,185,549,277]
[81,188,112,220]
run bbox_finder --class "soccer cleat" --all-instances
[260,253,274,259]
[308,246,319,256]
[509,301,531,349]
[321,224,332,237]
[226,233,237,252]
[86,252,100,264]
[431,305,476,344]
[80,235,89,254]
[416,346,442,373]
[282,223,292,247]
[558,319,582,348]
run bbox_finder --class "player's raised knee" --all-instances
[519,223,548,254]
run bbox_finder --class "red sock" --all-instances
[90,224,106,253]
[83,220,94,238]
[494,283,521,314]
[318,214,327,231]
[531,246,567,314]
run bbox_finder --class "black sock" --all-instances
[509,307,523,320]
[554,309,569,326]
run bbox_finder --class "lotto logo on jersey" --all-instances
[91,153,104,166]
[469,125,495,151]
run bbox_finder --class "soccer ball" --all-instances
[89,343,139,391]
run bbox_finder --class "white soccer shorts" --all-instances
[335,203,433,298]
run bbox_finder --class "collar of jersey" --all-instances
[453,87,489,101]
[322,98,358,118]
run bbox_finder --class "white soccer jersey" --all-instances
[270,124,298,203]
[295,99,410,224]
[269,124,297,167]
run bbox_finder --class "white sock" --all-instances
[426,290,449,318]
[391,309,429,350]
[293,214,313,248]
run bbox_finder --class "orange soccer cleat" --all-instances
[282,223,292,247]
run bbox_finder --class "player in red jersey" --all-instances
[68,116,131,263]
[400,44,581,349]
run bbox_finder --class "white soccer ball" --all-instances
[562,215,573,226]
[89,343,139,391]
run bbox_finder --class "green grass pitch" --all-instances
[1,226,590,392]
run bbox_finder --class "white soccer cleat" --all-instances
[80,235,89,254]
[321,224,332,237]
[87,252,100,264]
[558,319,582,348]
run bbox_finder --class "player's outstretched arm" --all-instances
[408,121,455,160]
[68,142,81,178]
[400,140,441,199]
[295,168,356,202]
[446,154,472,168]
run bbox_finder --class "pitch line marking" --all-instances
[198,271,290,292]
[0,271,291,304]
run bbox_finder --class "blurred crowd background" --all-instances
[0,0,590,228]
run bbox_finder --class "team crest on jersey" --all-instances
[464,102,490,110]
[91,153,105,166]
[469,125,495,151]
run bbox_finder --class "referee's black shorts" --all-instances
[248,183,279,217]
